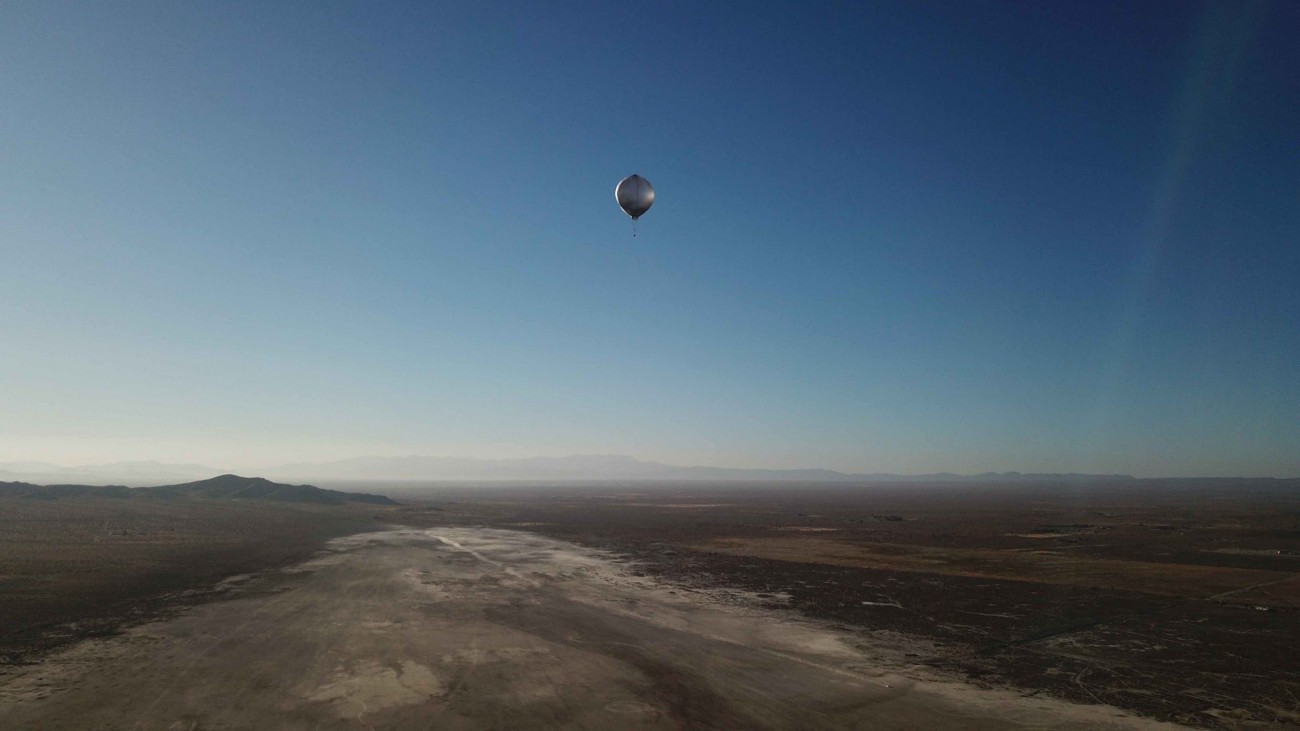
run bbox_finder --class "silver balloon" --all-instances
[615,174,655,220]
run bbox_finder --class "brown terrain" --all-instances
[0,486,384,664]
[383,479,1300,729]
[0,478,1296,729]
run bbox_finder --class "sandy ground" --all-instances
[0,527,1188,730]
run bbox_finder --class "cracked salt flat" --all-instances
[0,527,1188,730]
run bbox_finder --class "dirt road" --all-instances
[0,527,1185,729]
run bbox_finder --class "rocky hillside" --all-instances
[0,474,395,505]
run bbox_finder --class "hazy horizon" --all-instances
[3,2,1297,479]
[2,453,1295,482]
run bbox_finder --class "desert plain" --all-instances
[2,478,1297,729]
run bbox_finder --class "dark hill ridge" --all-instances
[0,474,395,505]
[0,482,134,500]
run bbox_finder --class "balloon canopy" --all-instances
[615,174,655,220]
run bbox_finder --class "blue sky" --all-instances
[2,1,1296,476]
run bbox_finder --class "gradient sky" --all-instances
[2,1,1297,477]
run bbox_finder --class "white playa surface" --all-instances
[0,527,1187,730]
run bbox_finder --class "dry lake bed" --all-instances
[0,526,1187,730]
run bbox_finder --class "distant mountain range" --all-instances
[0,455,1140,484]
[257,454,1136,483]
[0,474,395,505]
[0,460,221,485]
